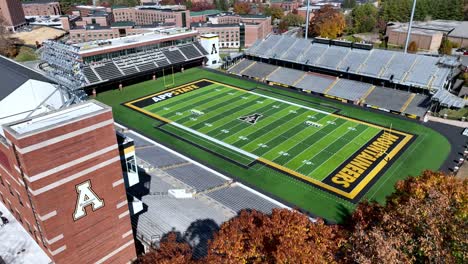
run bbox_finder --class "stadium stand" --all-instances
[266,67,305,86]
[227,59,255,75]
[206,185,279,214]
[336,48,369,73]
[164,164,229,192]
[266,35,298,59]
[93,62,124,80]
[228,59,430,117]
[44,41,207,88]
[405,94,431,117]
[432,89,466,108]
[315,45,350,70]
[294,73,337,94]
[326,79,373,102]
[280,38,311,62]
[364,87,412,111]
[245,35,458,91]
[241,61,279,80]
[135,146,187,168]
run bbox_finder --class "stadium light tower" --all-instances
[304,0,311,39]
[404,0,417,53]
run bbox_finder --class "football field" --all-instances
[124,79,413,201]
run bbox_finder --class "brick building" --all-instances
[0,58,137,263]
[192,13,272,48]
[113,5,190,28]
[0,0,26,31]
[22,0,61,17]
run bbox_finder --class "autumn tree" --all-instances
[283,13,305,27]
[0,16,20,58]
[206,209,343,263]
[233,1,251,15]
[308,5,346,39]
[189,1,215,11]
[345,171,468,264]
[408,41,418,53]
[134,232,194,264]
[264,6,284,21]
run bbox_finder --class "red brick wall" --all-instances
[1,106,136,263]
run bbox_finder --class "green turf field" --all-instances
[97,68,450,222]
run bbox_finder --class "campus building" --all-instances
[22,0,61,17]
[386,20,468,52]
[191,13,272,48]
[0,0,26,31]
[0,56,138,263]
[113,5,190,28]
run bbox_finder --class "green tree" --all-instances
[283,13,305,27]
[439,38,453,55]
[342,0,357,9]
[351,3,378,33]
[380,0,464,22]
[264,6,284,21]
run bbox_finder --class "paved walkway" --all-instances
[426,115,468,128]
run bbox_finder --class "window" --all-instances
[0,175,3,186]
[126,156,136,174]
[8,183,13,196]
[17,194,23,207]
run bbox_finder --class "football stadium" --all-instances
[96,68,450,221]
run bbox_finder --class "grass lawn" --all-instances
[96,67,450,222]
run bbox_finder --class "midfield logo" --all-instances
[238,113,262,124]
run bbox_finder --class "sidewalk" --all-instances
[426,115,468,128]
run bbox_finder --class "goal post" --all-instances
[163,66,175,88]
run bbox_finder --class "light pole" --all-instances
[304,0,311,39]
[404,0,417,53]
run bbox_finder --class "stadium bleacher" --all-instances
[164,164,228,192]
[241,62,278,80]
[228,59,430,117]
[295,73,337,94]
[228,59,255,75]
[68,42,207,86]
[245,35,457,91]
[280,38,311,62]
[266,67,305,86]
[206,185,278,214]
[327,79,373,102]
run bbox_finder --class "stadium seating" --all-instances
[241,62,279,80]
[295,73,337,94]
[266,67,305,86]
[405,94,431,117]
[228,59,256,75]
[358,49,394,77]
[432,89,466,108]
[364,87,412,111]
[327,79,373,102]
[66,42,208,85]
[206,185,278,214]
[314,45,350,70]
[93,62,123,80]
[179,45,204,60]
[82,66,101,83]
[280,38,311,62]
[164,164,228,192]
[246,35,457,91]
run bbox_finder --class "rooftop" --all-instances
[0,56,53,101]
[74,28,197,55]
[388,20,468,38]
[190,9,222,16]
[5,100,108,136]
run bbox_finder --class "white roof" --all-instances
[8,101,105,135]
[75,28,197,55]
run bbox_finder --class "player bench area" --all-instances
[124,79,414,201]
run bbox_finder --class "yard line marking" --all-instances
[171,122,259,159]
[249,91,331,115]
